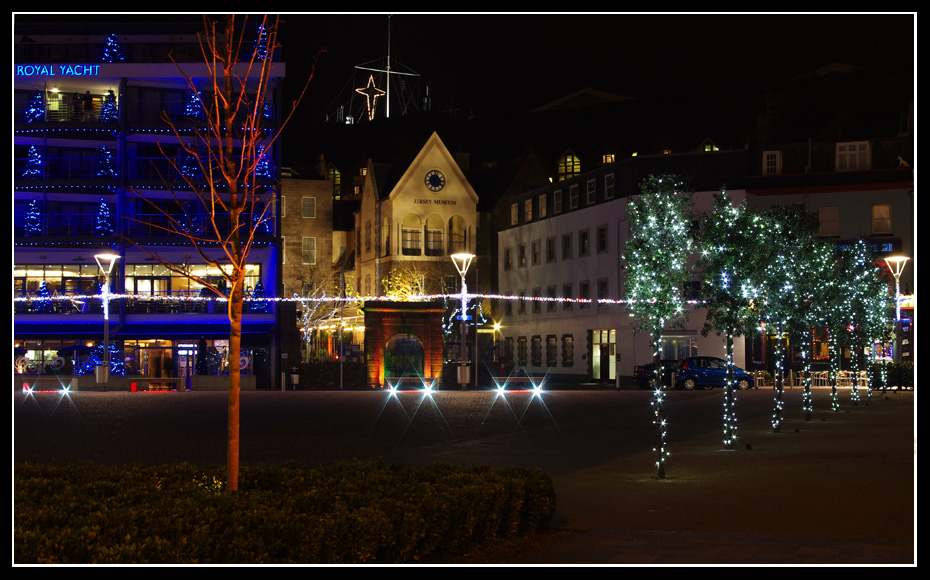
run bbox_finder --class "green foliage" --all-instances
[869,361,914,390]
[14,459,556,564]
[621,174,695,335]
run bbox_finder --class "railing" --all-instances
[14,291,273,315]
[14,156,119,181]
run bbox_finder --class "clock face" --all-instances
[425,169,445,192]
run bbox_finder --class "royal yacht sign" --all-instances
[15,64,102,77]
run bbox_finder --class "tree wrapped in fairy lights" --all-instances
[101,33,124,63]
[795,237,837,420]
[23,145,43,178]
[24,199,43,236]
[621,174,695,479]
[699,188,770,448]
[100,90,118,123]
[831,240,892,406]
[95,198,114,236]
[757,205,819,431]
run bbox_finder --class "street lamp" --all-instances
[450,253,475,390]
[884,255,909,364]
[94,253,120,388]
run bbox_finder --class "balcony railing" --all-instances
[14,290,272,315]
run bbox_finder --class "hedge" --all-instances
[14,459,556,564]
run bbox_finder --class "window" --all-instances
[302,237,316,265]
[531,240,540,265]
[510,203,519,226]
[596,225,608,253]
[504,291,512,315]
[402,215,422,255]
[763,151,782,175]
[302,197,316,219]
[546,335,558,367]
[819,206,839,237]
[281,236,286,264]
[579,229,590,257]
[561,335,574,367]
[602,154,615,164]
[579,280,590,308]
[517,337,528,365]
[531,336,542,366]
[604,173,615,199]
[518,291,526,314]
[504,247,513,270]
[569,185,579,209]
[524,198,533,222]
[563,283,573,311]
[281,196,286,218]
[532,288,541,313]
[553,190,562,214]
[546,237,556,263]
[518,244,527,267]
[562,233,572,260]
[586,179,596,205]
[558,153,581,181]
[836,141,870,171]
[539,194,547,218]
[365,220,372,251]
[872,204,892,235]
[597,278,609,305]
[547,285,557,312]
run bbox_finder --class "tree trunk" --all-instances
[227,276,243,491]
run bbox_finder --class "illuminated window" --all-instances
[538,193,547,218]
[524,198,533,222]
[558,152,581,181]
[872,204,892,235]
[510,203,519,226]
[327,167,341,199]
[602,154,615,164]
[763,151,782,175]
[819,206,839,237]
[836,141,870,171]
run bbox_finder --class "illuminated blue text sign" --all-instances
[15,64,102,77]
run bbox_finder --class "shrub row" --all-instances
[868,361,914,390]
[14,459,556,564]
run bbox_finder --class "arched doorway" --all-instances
[384,333,424,378]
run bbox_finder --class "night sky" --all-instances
[279,13,915,123]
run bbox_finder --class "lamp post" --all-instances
[884,255,909,364]
[451,253,475,390]
[94,253,120,388]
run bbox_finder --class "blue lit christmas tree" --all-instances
[95,198,114,236]
[24,199,43,235]
[254,23,271,60]
[185,89,203,120]
[101,33,123,62]
[249,279,270,313]
[23,145,43,178]
[256,145,272,178]
[100,90,118,122]
[34,280,53,313]
[25,91,45,123]
[97,147,116,178]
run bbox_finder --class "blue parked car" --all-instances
[675,356,754,391]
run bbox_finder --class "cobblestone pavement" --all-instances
[14,386,915,565]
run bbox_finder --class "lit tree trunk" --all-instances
[651,327,667,479]
[722,331,738,448]
[771,326,785,432]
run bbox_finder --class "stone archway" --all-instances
[363,300,445,388]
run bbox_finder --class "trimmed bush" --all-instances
[14,459,556,564]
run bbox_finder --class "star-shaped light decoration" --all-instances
[355,75,386,121]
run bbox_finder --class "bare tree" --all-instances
[125,14,319,491]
